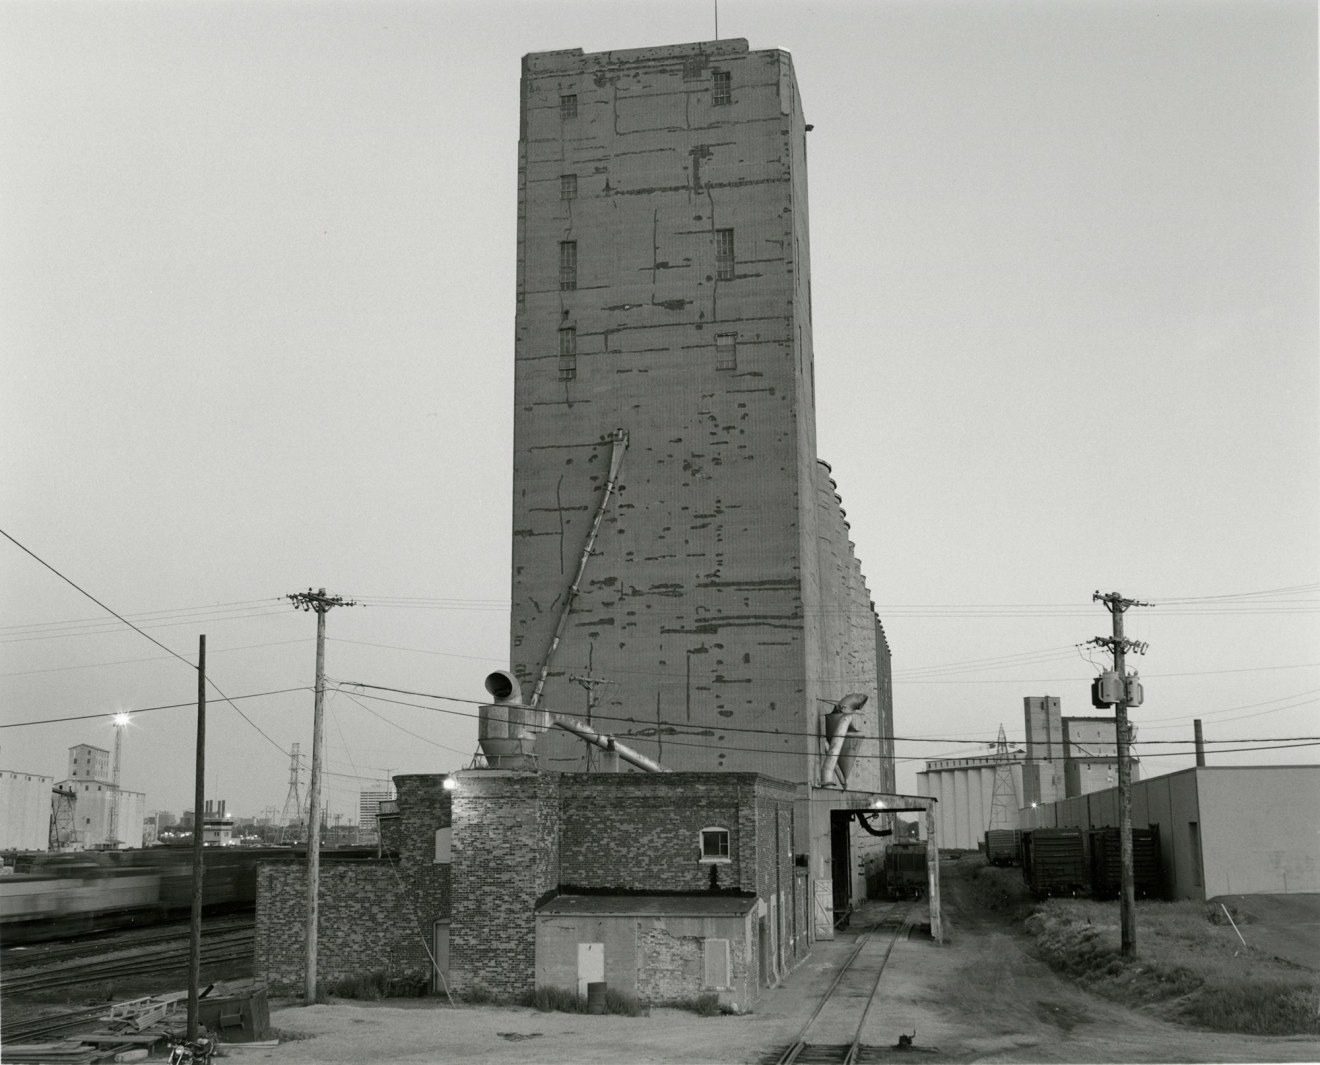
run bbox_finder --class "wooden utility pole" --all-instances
[286,588,356,1004]
[187,635,206,1040]
[1091,592,1150,958]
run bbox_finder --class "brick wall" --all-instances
[255,860,428,995]
[255,775,453,996]
[559,773,769,892]
[450,770,560,996]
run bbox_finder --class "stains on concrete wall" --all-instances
[510,41,887,787]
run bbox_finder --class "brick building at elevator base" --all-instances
[255,771,808,1006]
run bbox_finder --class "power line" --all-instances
[332,680,1319,752]
[1,528,291,757]
[0,686,312,729]
[0,638,314,678]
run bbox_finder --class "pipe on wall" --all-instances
[819,693,868,787]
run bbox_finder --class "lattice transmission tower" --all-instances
[988,724,1020,831]
[278,742,305,844]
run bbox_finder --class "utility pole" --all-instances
[1090,591,1150,958]
[287,588,357,1004]
[187,635,206,1040]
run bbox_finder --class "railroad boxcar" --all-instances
[883,842,928,899]
[983,829,1022,866]
[0,869,161,943]
[1022,828,1089,896]
[1088,826,1162,899]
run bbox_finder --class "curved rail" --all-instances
[775,902,915,1065]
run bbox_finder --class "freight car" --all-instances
[883,842,928,899]
[0,846,376,944]
[1021,828,1089,897]
[1088,826,1162,899]
[983,829,1022,866]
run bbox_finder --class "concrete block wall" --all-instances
[449,770,561,996]
[255,861,429,995]
[511,40,859,787]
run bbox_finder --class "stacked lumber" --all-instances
[0,1041,102,1064]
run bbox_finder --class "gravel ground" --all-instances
[237,867,1320,1065]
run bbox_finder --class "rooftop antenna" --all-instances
[715,0,719,39]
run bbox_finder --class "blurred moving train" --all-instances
[0,846,379,944]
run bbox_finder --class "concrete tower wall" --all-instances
[510,40,874,784]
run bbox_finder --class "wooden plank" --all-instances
[70,1032,164,1044]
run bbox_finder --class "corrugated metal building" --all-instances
[1021,765,1320,899]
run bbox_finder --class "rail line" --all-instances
[0,928,253,996]
[770,901,917,1065]
[1,916,253,969]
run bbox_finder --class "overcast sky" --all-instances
[2,0,1316,826]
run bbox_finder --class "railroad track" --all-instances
[1,916,253,969]
[0,928,254,996]
[766,902,918,1065]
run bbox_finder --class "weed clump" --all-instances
[322,971,428,1000]
[517,985,646,1016]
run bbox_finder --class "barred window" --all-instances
[559,241,577,291]
[712,71,731,106]
[715,228,735,281]
[560,94,578,118]
[558,327,577,381]
[561,174,577,200]
[715,333,737,371]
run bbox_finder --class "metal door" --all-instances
[577,942,604,997]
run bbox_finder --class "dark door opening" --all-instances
[829,810,853,930]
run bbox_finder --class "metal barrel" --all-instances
[586,982,607,1014]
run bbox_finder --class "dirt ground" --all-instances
[1211,893,1320,973]
[242,861,1320,1065]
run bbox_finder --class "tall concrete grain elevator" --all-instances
[505,41,907,911]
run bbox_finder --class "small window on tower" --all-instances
[712,71,731,106]
[561,174,578,200]
[558,327,577,381]
[559,241,577,291]
[560,94,578,119]
[700,827,731,862]
[715,228,735,281]
[715,333,737,371]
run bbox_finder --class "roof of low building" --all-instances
[536,894,757,918]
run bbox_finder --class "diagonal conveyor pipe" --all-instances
[529,428,629,709]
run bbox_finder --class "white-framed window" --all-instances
[715,228,735,280]
[559,240,578,290]
[715,332,737,371]
[558,326,577,381]
[712,71,731,106]
[700,826,730,863]
[560,94,578,119]
[561,174,577,200]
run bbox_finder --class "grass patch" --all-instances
[665,992,723,1017]
[459,983,502,1005]
[1024,898,1320,1036]
[517,985,646,1016]
[322,971,429,1000]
